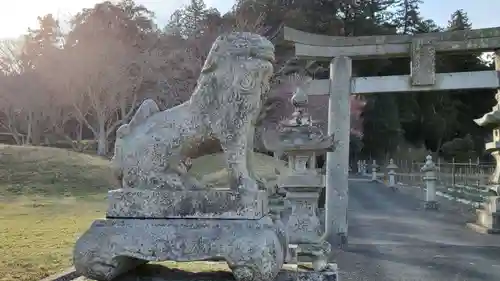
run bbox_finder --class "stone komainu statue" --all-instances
[74,33,286,281]
[111,32,275,191]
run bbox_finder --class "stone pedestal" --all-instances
[74,190,286,281]
[283,185,322,244]
[281,174,331,270]
[107,189,269,219]
[468,196,500,234]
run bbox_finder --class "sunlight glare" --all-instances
[0,0,102,39]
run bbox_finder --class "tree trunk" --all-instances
[120,100,127,125]
[77,120,83,141]
[31,115,41,146]
[96,119,107,156]
[26,112,32,145]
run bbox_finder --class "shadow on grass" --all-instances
[78,263,314,281]
[77,264,235,281]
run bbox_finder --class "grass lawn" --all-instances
[0,144,112,281]
[0,144,285,281]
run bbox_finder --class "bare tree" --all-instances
[0,41,54,145]
[57,36,164,155]
[0,75,26,144]
[0,39,23,74]
[148,35,204,108]
[233,11,268,34]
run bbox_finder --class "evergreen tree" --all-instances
[179,0,210,38]
[165,10,184,37]
[22,14,62,69]
[68,0,155,48]
[448,9,471,31]
[16,14,64,145]
[439,10,496,157]
[391,0,423,34]
[362,94,402,159]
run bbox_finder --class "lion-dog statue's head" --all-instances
[189,32,275,121]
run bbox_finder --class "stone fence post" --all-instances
[386,159,398,188]
[421,155,439,210]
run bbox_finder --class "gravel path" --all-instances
[335,179,500,281]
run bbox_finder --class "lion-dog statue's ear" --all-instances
[201,55,217,74]
[201,40,221,74]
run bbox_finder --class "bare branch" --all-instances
[0,40,24,74]
[233,11,269,34]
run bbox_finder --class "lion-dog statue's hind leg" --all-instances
[114,99,203,191]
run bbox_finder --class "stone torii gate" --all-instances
[283,26,500,245]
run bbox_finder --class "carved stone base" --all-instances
[470,209,500,233]
[467,222,500,234]
[469,196,500,234]
[283,186,323,244]
[269,194,286,219]
[329,232,348,249]
[280,263,338,281]
[424,201,439,210]
[297,242,331,271]
[73,217,285,281]
[107,189,268,219]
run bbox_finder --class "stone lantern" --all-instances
[468,93,500,233]
[386,159,398,189]
[262,86,336,270]
[421,155,438,210]
[371,160,378,182]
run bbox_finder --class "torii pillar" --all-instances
[325,57,351,247]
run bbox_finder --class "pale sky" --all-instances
[0,0,499,39]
